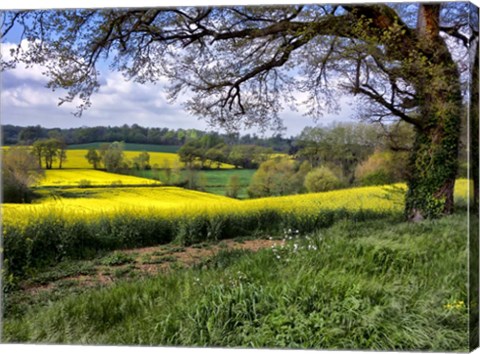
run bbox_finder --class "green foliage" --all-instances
[247,158,308,198]
[295,122,382,183]
[2,146,44,203]
[132,151,151,170]
[100,252,135,266]
[355,150,408,186]
[100,141,126,172]
[69,143,181,153]
[225,174,241,198]
[85,148,101,169]
[304,166,342,192]
[2,213,469,351]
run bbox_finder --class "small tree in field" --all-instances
[133,151,151,170]
[304,166,342,193]
[85,148,101,169]
[248,157,306,198]
[101,142,125,172]
[226,174,241,198]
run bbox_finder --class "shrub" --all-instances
[304,166,342,192]
[78,179,92,188]
[247,157,307,198]
[355,150,408,186]
[2,146,44,202]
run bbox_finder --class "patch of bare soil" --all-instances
[23,238,278,294]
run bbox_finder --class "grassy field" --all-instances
[2,212,469,351]
[131,168,256,198]
[66,142,181,153]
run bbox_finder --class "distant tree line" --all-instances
[177,134,274,170]
[2,124,294,152]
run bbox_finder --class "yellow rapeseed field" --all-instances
[60,150,181,169]
[37,169,161,187]
[1,179,471,277]
[2,179,470,228]
[60,150,235,169]
[32,186,235,211]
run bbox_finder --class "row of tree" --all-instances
[3,124,294,153]
[85,142,151,172]
[31,138,67,169]
[178,138,274,170]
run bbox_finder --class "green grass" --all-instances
[2,212,469,351]
[67,142,180,153]
[130,169,256,198]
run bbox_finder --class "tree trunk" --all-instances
[405,113,461,220]
[404,4,462,221]
[404,67,462,220]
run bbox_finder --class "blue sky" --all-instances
[0,1,375,136]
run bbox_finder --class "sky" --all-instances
[0,0,364,137]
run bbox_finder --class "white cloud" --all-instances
[1,63,356,134]
[1,41,356,135]
[1,41,49,83]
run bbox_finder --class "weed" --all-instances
[100,252,135,266]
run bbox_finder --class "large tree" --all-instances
[2,3,478,219]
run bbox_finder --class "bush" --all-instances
[2,146,44,202]
[355,150,408,186]
[78,179,92,188]
[304,166,342,192]
[247,158,307,198]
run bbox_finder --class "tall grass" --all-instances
[2,204,397,284]
[2,213,468,351]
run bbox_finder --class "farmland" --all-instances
[1,179,470,279]
[2,1,476,349]
[37,169,161,187]
[130,168,256,198]
[0,142,472,351]
[43,149,235,170]
[60,150,180,169]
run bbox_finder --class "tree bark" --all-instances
[404,4,462,220]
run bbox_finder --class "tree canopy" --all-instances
[1,3,478,219]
